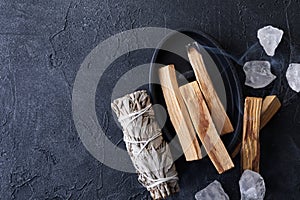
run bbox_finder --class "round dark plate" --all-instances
[149,30,243,157]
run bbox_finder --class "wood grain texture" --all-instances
[158,65,202,161]
[180,81,234,174]
[241,97,262,172]
[231,95,281,158]
[187,43,234,135]
[261,95,281,129]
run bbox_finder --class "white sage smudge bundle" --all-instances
[111,90,179,199]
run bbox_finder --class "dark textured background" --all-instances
[1,0,300,199]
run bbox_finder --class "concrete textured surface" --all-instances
[1,0,300,199]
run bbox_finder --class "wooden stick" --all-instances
[231,95,281,158]
[261,95,281,129]
[231,142,242,159]
[241,97,262,172]
[187,43,234,135]
[158,65,202,161]
[180,82,234,174]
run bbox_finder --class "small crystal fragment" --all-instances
[195,180,229,200]
[239,170,266,200]
[243,61,276,89]
[257,25,284,56]
[286,63,300,92]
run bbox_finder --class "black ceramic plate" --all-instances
[149,30,243,157]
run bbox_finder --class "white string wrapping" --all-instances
[111,90,179,200]
[123,133,162,155]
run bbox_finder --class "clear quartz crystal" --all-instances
[243,61,276,89]
[239,170,266,200]
[286,63,300,93]
[195,180,229,200]
[257,25,284,56]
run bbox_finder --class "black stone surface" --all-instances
[1,0,300,199]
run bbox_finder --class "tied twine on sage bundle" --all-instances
[111,90,179,199]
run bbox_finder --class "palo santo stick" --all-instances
[158,65,202,161]
[180,82,234,174]
[187,43,234,135]
[261,95,281,129]
[231,95,281,158]
[231,142,242,159]
[241,97,262,172]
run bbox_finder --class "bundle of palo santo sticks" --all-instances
[158,42,281,174]
[239,95,281,173]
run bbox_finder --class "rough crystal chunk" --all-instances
[243,61,276,89]
[195,180,229,200]
[286,63,300,92]
[239,170,266,200]
[257,25,284,56]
